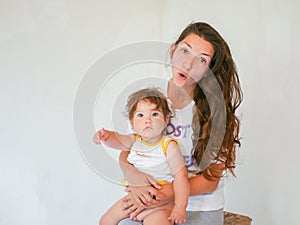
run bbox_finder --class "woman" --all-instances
[95,22,242,225]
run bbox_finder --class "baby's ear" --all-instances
[165,115,170,124]
[129,120,134,130]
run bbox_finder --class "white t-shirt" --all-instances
[164,90,224,211]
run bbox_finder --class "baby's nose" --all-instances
[145,116,152,123]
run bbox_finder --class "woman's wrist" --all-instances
[121,161,141,185]
[123,164,137,183]
[155,183,174,204]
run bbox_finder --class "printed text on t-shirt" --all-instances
[166,123,191,138]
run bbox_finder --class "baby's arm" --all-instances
[166,141,189,224]
[93,128,135,150]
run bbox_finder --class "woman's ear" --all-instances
[169,43,176,59]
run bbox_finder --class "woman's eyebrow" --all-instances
[200,52,212,58]
[182,42,192,49]
[182,42,212,58]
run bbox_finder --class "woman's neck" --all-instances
[167,80,194,109]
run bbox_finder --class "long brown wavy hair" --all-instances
[175,22,243,180]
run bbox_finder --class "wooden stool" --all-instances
[224,211,252,225]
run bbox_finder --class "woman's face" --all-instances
[170,33,214,91]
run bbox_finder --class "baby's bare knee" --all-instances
[99,214,115,225]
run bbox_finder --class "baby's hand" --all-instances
[168,205,186,224]
[93,128,109,144]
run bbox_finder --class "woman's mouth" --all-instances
[178,72,188,80]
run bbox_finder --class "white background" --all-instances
[1,0,299,224]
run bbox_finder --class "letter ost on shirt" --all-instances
[166,122,191,138]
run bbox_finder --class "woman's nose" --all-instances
[183,58,193,71]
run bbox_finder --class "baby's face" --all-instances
[131,100,168,143]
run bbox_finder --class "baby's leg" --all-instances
[100,198,130,225]
[133,203,173,221]
[143,209,173,225]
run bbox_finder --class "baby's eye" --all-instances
[136,113,144,118]
[152,112,160,117]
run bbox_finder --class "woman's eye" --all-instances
[180,48,189,55]
[152,112,160,117]
[197,57,207,65]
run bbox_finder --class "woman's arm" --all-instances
[189,174,220,195]
[189,163,225,196]
[121,155,224,220]
[157,170,221,199]
[119,151,161,189]
[119,151,167,219]
[123,165,223,215]
[124,172,221,220]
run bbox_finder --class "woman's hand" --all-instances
[121,191,146,220]
[125,169,161,190]
[121,171,164,218]
[121,185,158,220]
[122,183,175,220]
[125,184,161,206]
[122,186,160,220]
[119,151,161,189]
[119,151,175,219]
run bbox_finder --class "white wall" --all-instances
[0,0,164,224]
[1,0,299,225]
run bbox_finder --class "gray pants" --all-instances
[118,209,224,225]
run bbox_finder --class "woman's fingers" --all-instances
[140,185,162,203]
[146,187,164,202]
[122,194,147,211]
[129,206,145,220]
[129,185,160,205]
[121,196,132,210]
[146,175,161,190]
[136,193,148,205]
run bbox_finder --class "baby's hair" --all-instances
[124,87,173,121]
